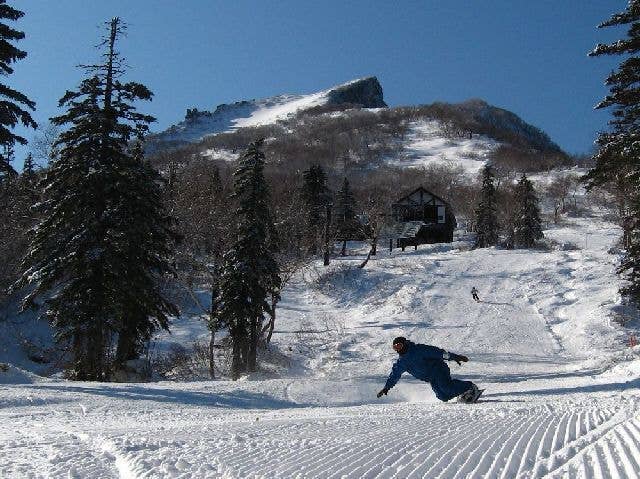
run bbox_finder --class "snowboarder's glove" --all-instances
[450,354,469,366]
[377,388,389,398]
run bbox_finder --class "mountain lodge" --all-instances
[389,187,456,249]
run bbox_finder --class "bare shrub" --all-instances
[153,341,214,380]
[294,313,347,355]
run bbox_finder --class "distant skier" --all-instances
[471,286,480,302]
[377,337,482,403]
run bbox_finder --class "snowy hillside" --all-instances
[145,77,566,177]
[3,202,640,477]
[388,119,499,174]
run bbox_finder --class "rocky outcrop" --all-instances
[326,77,387,108]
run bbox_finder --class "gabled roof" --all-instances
[392,186,450,207]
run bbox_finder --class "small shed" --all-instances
[390,187,456,246]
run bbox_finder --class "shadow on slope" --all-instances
[485,378,640,398]
[27,383,312,410]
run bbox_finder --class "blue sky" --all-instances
[10,1,624,169]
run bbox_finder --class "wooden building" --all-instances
[390,187,456,247]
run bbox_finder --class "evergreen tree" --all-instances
[334,177,360,256]
[20,153,36,186]
[0,151,34,303]
[475,164,499,247]
[111,144,179,367]
[512,174,543,248]
[19,18,177,380]
[587,2,640,302]
[301,164,331,254]
[0,145,16,183]
[0,1,36,180]
[216,139,281,379]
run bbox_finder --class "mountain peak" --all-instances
[147,77,386,152]
[326,77,387,108]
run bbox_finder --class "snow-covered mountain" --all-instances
[145,77,565,174]
[145,77,386,152]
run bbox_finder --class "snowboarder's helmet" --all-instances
[392,336,407,353]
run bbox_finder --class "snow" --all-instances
[388,120,499,175]
[0,305,55,383]
[151,82,344,147]
[231,92,327,130]
[3,196,640,476]
[200,148,240,162]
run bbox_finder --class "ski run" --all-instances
[3,203,640,478]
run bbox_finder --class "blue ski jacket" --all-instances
[384,340,462,390]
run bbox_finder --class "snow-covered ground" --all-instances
[2,209,640,478]
[388,120,499,175]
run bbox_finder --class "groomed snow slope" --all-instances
[2,215,640,478]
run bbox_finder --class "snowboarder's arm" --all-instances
[443,352,469,365]
[383,360,406,391]
[417,344,468,364]
[416,344,450,360]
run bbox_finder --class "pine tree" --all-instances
[512,174,543,248]
[20,153,36,186]
[587,2,640,302]
[475,164,499,247]
[216,139,281,379]
[111,145,179,368]
[19,18,177,380]
[0,1,36,180]
[334,177,360,256]
[0,149,34,303]
[0,145,16,184]
[301,164,331,254]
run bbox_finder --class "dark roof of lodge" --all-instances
[393,186,451,207]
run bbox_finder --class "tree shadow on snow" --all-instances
[463,369,601,384]
[354,321,466,330]
[467,352,574,363]
[478,300,515,307]
[485,378,640,398]
[27,384,312,410]
[476,398,526,403]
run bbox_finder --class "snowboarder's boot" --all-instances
[469,387,484,403]
[457,384,483,403]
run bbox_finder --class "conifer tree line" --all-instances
[474,165,499,248]
[0,0,37,304]
[587,1,640,304]
[473,164,544,249]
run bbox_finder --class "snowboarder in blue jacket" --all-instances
[377,337,481,403]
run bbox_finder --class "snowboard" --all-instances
[457,387,484,404]
[470,388,484,403]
